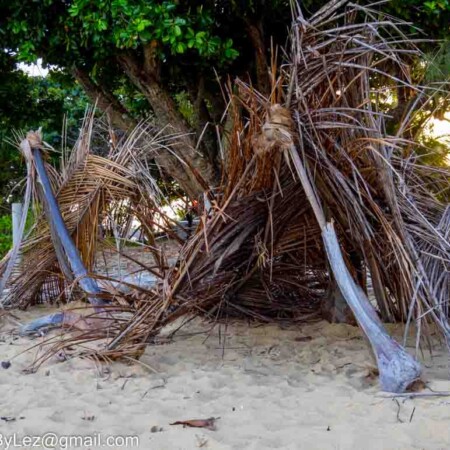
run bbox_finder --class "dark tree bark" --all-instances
[245,20,271,96]
[73,67,136,131]
[117,47,218,198]
[187,76,219,170]
[322,276,356,325]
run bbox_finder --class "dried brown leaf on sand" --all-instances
[170,417,220,431]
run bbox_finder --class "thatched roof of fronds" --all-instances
[1,0,449,366]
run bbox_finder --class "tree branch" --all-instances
[191,76,218,166]
[72,66,136,131]
[143,40,160,80]
[117,52,218,197]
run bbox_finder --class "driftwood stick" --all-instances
[287,144,422,392]
[20,312,66,334]
[20,310,111,335]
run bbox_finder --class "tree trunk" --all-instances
[117,51,218,198]
[190,76,219,171]
[245,20,271,96]
[73,67,136,131]
[322,277,356,325]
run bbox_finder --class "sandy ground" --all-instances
[94,239,182,279]
[1,308,450,450]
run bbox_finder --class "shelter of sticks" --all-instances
[1,1,449,392]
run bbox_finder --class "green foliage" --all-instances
[418,135,450,167]
[387,0,450,41]
[2,1,239,67]
[0,214,12,258]
[174,92,195,127]
[0,208,38,258]
[0,52,89,204]
[424,40,450,82]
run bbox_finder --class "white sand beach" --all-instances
[1,307,449,450]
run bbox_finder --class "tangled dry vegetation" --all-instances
[0,1,449,392]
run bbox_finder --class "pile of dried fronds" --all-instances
[1,1,449,380]
[105,0,450,356]
[0,111,184,309]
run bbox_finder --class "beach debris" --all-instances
[409,407,416,423]
[170,417,220,431]
[81,413,95,421]
[1,360,11,369]
[1,416,16,422]
[394,398,404,423]
[294,336,312,343]
[0,0,448,394]
[407,379,427,392]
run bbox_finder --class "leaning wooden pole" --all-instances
[286,142,422,393]
[19,133,108,334]
[31,147,104,303]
